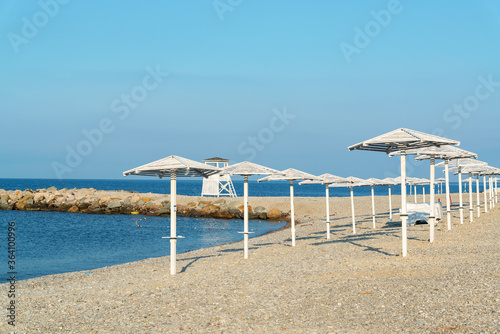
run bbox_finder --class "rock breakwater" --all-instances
[0,188,289,221]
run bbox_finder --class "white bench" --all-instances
[400,202,443,225]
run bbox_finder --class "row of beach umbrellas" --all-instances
[123,128,500,274]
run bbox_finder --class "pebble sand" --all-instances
[2,193,499,333]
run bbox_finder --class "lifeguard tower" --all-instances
[201,157,237,197]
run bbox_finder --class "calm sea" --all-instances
[0,178,473,197]
[0,178,480,281]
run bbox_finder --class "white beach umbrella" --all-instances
[435,178,446,194]
[258,168,321,246]
[459,165,491,217]
[299,173,346,239]
[222,161,279,259]
[123,155,222,275]
[380,177,398,222]
[489,167,500,204]
[365,178,386,229]
[412,146,477,236]
[470,166,500,210]
[446,159,488,223]
[330,176,373,235]
[416,178,430,202]
[406,177,421,203]
[349,128,459,257]
[482,167,500,209]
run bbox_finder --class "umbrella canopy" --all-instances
[436,158,487,169]
[123,155,222,275]
[123,155,222,178]
[222,161,279,259]
[259,168,321,246]
[330,176,373,234]
[348,128,459,257]
[223,161,278,176]
[299,173,347,239]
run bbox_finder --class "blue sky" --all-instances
[1,0,499,180]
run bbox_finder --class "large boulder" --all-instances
[108,201,122,209]
[213,198,226,205]
[155,206,170,215]
[0,198,13,210]
[254,206,266,213]
[197,201,212,208]
[238,205,252,212]
[67,205,79,213]
[267,208,282,221]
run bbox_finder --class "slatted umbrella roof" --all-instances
[331,176,373,187]
[457,164,493,174]
[435,158,486,168]
[409,146,477,161]
[366,177,387,185]
[380,177,399,185]
[348,128,460,154]
[299,173,346,185]
[258,168,320,182]
[222,161,279,176]
[123,155,222,178]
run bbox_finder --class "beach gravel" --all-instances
[1,194,499,333]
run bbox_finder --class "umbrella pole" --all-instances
[476,175,481,217]
[400,153,408,257]
[170,172,177,275]
[496,176,498,203]
[325,185,330,239]
[495,176,498,204]
[244,175,249,259]
[445,160,451,230]
[414,184,417,203]
[371,185,376,229]
[423,185,425,203]
[350,186,356,234]
[469,172,473,222]
[490,176,494,209]
[459,170,464,224]
[483,175,488,213]
[429,158,435,243]
[290,180,295,247]
[388,185,393,222]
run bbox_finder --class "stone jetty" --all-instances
[0,187,289,221]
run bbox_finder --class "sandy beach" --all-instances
[2,192,499,333]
